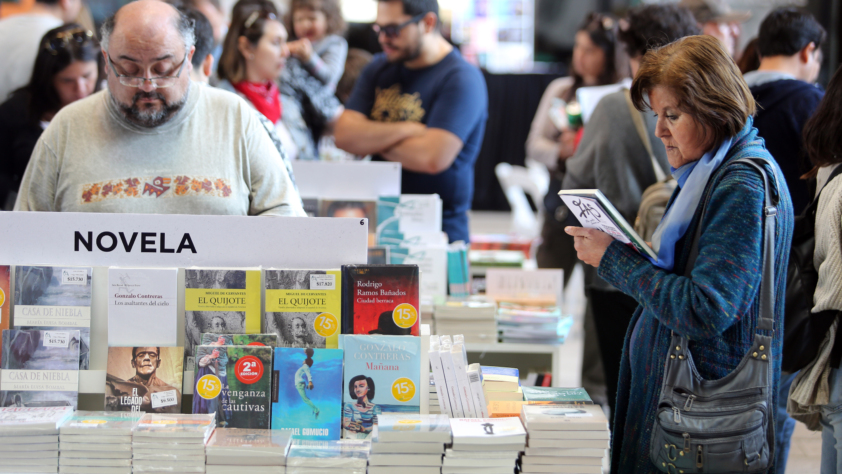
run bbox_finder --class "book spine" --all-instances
[467,364,489,418]
[449,343,475,418]
[438,346,465,418]
[341,266,352,334]
[428,346,454,417]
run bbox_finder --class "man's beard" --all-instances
[113,88,189,128]
[386,34,423,64]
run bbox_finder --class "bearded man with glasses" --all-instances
[334,0,487,244]
[15,0,304,217]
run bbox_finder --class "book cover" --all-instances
[449,417,527,445]
[320,199,377,246]
[340,335,420,439]
[201,333,280,347]
[0,329,80,408]
[388,246,447,300]
[206,428,292,455]
[302,198,320,217]
[105,347,183,413]
[184,269,261,365]
[0,406,74,435]
[520,404,608,431]
[271,347,343,440]
[264,270,342,349]
[375,413,451,443]
[192,344,272,429]
[133,413,216,440]
[14,266,92,370]
[107,268,178,347]
[59,411,143,435]
[521,387,593,405]
[0,266,8,366]
[341,265,420,335]
[287,439,370,468]
[375,195,442,236]
[480,366,520,392]
[367,247,390,265]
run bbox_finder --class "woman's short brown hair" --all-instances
[631,35,756,147]
[288,0,346,38]
[217,0,280,84]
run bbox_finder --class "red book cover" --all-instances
[341,265,420,335]
[0,266,8,365]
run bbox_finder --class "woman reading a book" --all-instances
[342,375,380,438]
[566,35,793,474]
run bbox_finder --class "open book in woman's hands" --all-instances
[558,189,658,260]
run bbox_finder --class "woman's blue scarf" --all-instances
[648,137,734,271]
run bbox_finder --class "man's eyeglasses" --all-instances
[107,54,188,88]
[45,28,94,55]
[372,13,425,39]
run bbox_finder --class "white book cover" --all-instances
[428,340,453,417]
[368,453,443,466]
[450,343,476,417]
[449,418,526,445]
[438,346,465,417]
[444,449,521,459]
[286,440,370,468]
[107,268,178,346]
[0,406,74,435]
[520,404,608,431]
[59,411,143,435]
[375,413,451,443]
[466,364,489,418]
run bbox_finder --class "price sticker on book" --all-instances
[151,390,178,409]
[391,377,416,402]
[196,374,222,400]
[43,331,70,348]
[314,312,338,337]
[235,355,264,384]
[61,268,88,285]
[392,303,417,329]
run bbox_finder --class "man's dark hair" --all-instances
[377,0,439,21]
[132,347,161,358]
[326,200,369,218]
[618,4,701,58]
[757,7,825,58]
[182,8,214,68]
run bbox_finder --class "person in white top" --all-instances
[0,0,82,102]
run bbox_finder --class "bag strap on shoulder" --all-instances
[684,158,778,333]
[623,89,666,182]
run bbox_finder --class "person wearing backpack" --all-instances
[788,64,842,473]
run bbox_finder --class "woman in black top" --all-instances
[0,24,101,209]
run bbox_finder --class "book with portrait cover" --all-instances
[13,266,92,370]
[192,344,272,429]
[107,268,178,347]
[201,333,279,347]
[0,329,80,409]
[104,347,184,413]
[0,266,7,366]
[183,268,261,366]
[340,265,420,335]
[339,335,421,440]
[271,347,343,440]
[264,270,342,349]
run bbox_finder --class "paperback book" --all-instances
[14,266,92,370]
[201,333,279,347]
[558,189,657,259]
[340,335,421,439]
[264,270,342,349]
[206,427,293,459]
[59,411,143,435]
[184,268,261,365]
[520,404,608,431]
[133,413,216,441]
[341,265,420,335]
[271,347,343,440]
[286,439,371,468]
[375,413,451,443]
[449,417,527,445]
[1,329,80,408]
[107,268,178,347]
[0,406,74,435]
[0,266,8,365]
[193,344,272,429]
[521,387,593,405]
[105,347,183,413]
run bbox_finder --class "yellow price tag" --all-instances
[392,303,418,329]
[313,312,339,338]
[391,377,416,403]
[195,374,222,400]
[0,288,5,308]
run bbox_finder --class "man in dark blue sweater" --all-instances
[744,7,825,215]
[743,8,825,473]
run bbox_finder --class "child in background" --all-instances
[281,0,348,160]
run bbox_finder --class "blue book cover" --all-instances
[339,335,420,439]
[272,347,343,440]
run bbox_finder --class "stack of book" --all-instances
[428,373,443,415]
[433,299,497,344]
[205,428,292,474]
[445,417,526,474]
[131,413,216,474]
[496,302,573,345]
[286,440,370,474]
[429,336,488,418]
[488,387,593,418]
[58,411,142,474]
[0,406,73,474]
[368,414,451,474]
[482,366,523,403]
[519,405,610,474]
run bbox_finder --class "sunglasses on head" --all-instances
[244,9,278,30]
[45,28,94,55]
[372,13,425,39]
